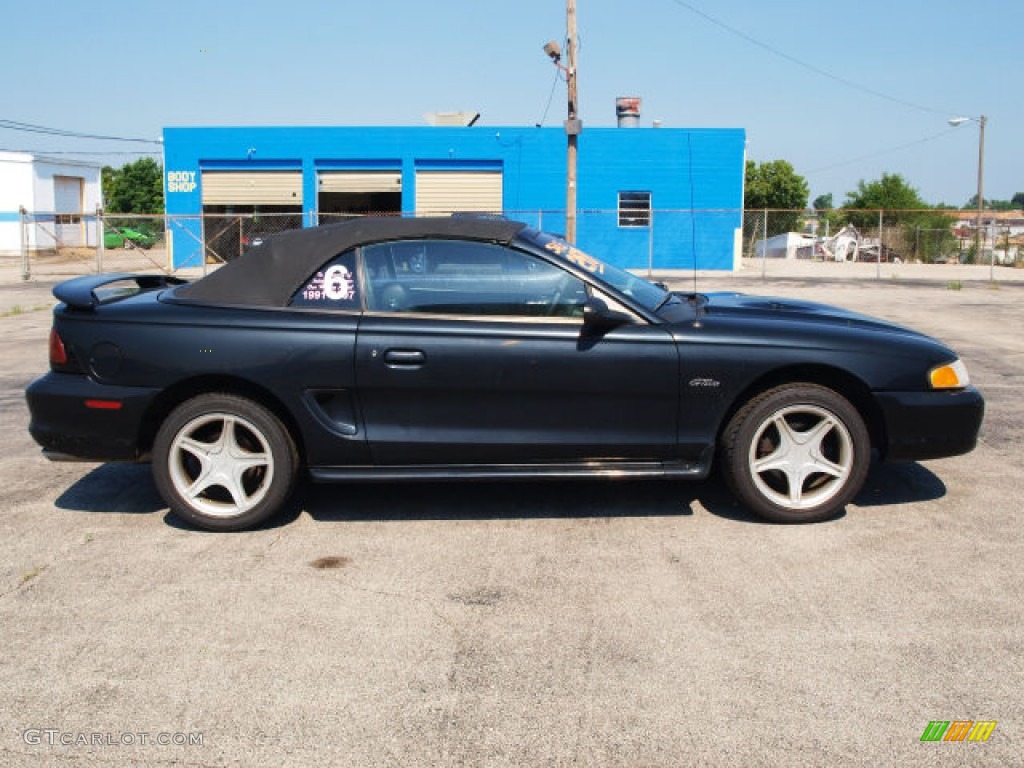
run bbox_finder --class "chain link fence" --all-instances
[740,209,1021,267]
[9,208,1022,281]
[201,212,304,264]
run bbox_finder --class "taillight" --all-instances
[49,328,68,367]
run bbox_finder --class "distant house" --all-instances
[947,209,1024,262]
[0,152,102,255]
[948,209,1024,236]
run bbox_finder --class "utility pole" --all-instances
[565,0,580,244]
[949,114,988,270]
[976,115,986,271]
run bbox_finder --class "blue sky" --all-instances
[2,0,1019,207]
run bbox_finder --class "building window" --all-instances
[618,191,651,228]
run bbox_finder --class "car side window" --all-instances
[289,250,361,309]
[362,240,587,318]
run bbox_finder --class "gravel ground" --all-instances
[0,257,1020,767]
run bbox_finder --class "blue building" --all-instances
[162,125,745,270]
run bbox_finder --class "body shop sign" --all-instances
[167,171,197,193]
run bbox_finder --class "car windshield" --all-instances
[520,227,670,312]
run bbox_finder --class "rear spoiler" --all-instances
[53,274,188,310]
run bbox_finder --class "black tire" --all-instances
[719,383,870,523]
[152,394,299,531]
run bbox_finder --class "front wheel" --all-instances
[719,384,870,523]
[152,394,299,531]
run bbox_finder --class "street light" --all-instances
[949,114,987,275]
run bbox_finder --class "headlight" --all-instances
[929,359,970,389]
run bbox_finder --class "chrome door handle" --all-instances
[383,349,426,367]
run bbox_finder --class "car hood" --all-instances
[699,292,925,337]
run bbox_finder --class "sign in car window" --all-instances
[542,238,607,275]
[290,252,360,309]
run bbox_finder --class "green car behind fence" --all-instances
[104,227,156,250]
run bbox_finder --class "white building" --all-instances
[0,152,102,255]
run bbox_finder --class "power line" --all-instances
[0,118,161,144]
[667,0,954,117]
[0,148,161,156]
[536,62,563,127]
[803,128,960,175]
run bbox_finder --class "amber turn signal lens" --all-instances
[929,359,969,389]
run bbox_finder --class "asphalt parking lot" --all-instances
[0,260,1021,767]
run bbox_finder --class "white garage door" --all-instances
[318,171,401,194]
[201,171,303,205]
[415,171,502,216]
[53,175,84,247]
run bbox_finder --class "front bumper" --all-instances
[875,386,985,462]
[25,372,161,462]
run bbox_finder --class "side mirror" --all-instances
[582,297,632,330]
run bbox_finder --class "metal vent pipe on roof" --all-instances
[616,97,641,128]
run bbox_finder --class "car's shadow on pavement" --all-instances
[55,463,166,514]
[52,459,947,529]
[854,461,947,507]
[296,461,947,527]
[298,477,713,524]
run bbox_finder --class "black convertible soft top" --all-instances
[174,216,528,307]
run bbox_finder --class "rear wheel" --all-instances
[719,384,870,523]
[152,394,298,531]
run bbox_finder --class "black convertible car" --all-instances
[26,217,983,531]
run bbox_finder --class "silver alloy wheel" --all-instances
[747,403,854,510]
[167,411,275,518]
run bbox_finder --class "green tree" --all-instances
[841,172,928,227]
[964,194,1016,211]
[1011,192,1024,207]
[812,192,840,234]
[103,157,164,214]
[842,173,956,262]
[744,159,809,238]
[904,209,958,263]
